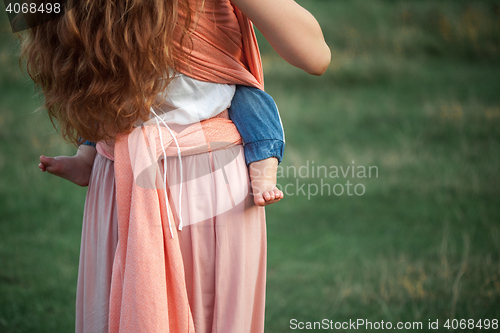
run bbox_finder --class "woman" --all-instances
[22,0,330,331]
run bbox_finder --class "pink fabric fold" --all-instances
[108,116,241,332]
[174,0,264,90]
[109,129,192,332]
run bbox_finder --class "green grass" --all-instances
[1,0,500,332]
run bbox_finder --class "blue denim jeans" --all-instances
[80,140,96,147]
[228,85,285,165]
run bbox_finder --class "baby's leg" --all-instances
[39,144,96,187]
[249,157,283,206]
[228,85,286,206]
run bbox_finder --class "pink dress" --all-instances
[77,145,266,333]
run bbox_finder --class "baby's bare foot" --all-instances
[249,158,284,206]
[39,155,92,187]
[251,181,283,206]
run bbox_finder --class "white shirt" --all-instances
[152,72,236,125]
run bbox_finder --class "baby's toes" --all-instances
[253,193,266,206]
[39,155,51,166]
[263,190,276,202]
[273,188,283,200]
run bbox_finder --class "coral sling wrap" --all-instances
[101,1,265,332]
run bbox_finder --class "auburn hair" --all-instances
[20,0,197,145]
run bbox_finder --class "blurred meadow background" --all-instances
[1,0,499,332]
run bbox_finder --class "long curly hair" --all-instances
[20,0,197,145]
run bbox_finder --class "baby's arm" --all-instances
[39,144,96,187]
[231,0,331,75]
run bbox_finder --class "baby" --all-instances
[39,85,285,206]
